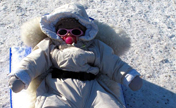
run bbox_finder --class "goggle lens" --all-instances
[58,29,67,35]
[72,29,81,35]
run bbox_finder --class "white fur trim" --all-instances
[122,69,140,87]
[21,17,47,48]
[95,20,131,56]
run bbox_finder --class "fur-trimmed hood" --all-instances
[21,4,131,56]
[40,3,98,42]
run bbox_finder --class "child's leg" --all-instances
[35,94,72,108]
[86,80,123,108]
[91,91,122,108]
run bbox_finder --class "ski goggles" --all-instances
[57,28,84,37]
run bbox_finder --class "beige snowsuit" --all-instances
[11,3,140,108]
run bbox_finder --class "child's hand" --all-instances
[9,76,25,93]
[51,47,99,74]
[129,76,143,91]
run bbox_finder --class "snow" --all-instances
[0,0,176,108]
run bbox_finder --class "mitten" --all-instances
[9,76,25,93]
[129,76,143,91]
[51,47,99,74]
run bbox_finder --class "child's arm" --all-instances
[9,39,52,92]
[92,40,143,91]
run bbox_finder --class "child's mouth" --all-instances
[62,36,77,44]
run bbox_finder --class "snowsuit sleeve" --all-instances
[10,38,53,89]
[91,39,140,87]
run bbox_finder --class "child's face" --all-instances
[55,18,86,44]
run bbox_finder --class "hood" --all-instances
[40,3,98,42]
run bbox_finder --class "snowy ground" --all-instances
[0,0,176,108]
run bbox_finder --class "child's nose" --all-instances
[67,32,71,36]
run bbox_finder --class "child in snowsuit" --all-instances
[9,3,142,108]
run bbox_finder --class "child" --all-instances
[9,3,142,108]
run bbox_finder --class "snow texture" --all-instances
[0,0,176,108]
